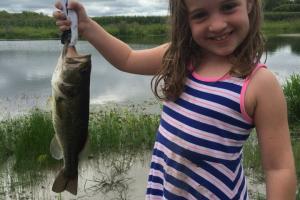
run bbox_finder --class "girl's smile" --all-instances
[185,0,252,58]
[207,30,233,45]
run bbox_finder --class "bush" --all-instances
[283,74,300,127]
[264,12,300,21]
[272,4,300,12]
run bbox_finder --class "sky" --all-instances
[0,0,169,16]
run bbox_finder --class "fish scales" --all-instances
[51,45,91,195]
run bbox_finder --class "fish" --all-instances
[50,44,91,195]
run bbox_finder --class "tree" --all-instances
[262,0,290,11]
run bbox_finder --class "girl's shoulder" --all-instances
[244,64,282,120]
[248,65,279,91]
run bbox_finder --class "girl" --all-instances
[53,0,297,199]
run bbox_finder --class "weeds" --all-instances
[0,106,159,171]
[243,132,263,179]
[84,152,135,200]
[89,108,159,155]
[283,73,300,132]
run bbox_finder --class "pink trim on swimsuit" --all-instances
[240,63,267,124]
[192,72,231,82]
[189,63,230,82]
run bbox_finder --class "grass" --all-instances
[243,132,300,198]
[0,106,159,172]
[262,19,300,36]
[84,151,136,199]
[0,109,54,170]
[1,72,300,197]
[243,132,263,178]
[283,74,300,132]
[89,107,159,154]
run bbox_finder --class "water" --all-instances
[0,36,299,199]
[0,152,152,200]
[0,37,300,118]
[0,40,157,119]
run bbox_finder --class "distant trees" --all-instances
[262,0,300,12]
[0,11,55,28]
[0,10,299,39]
[0,11,169,40]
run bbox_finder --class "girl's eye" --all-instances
[191,12,207,20]
[221,3,237,12]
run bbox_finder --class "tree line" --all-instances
[262,0,300,12]
[0,10,299,40]
[0,8,300,29]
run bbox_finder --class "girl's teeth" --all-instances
[215,34,228,41]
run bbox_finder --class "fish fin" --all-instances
[79,134,90,161]
[65,176,78,195]
[52,170,78,195]
[50,135,63,160]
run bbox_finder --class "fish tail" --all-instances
[52,170,78,195]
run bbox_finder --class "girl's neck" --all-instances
[194,54,232,78]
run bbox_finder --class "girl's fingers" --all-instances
[59,25,71,32]
[53,10,66,20]
[53,1,72,32]
[56,20,71,27]
[54,1,63,10]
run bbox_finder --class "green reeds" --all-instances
[243,132,263,179]
[89,108,159,154]
[283,73,300,198]
[0,107,160,171]
[0,109,54,170]
[283,73,300,131]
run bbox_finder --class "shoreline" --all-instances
[277,33,300,37]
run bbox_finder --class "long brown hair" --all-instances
[151,0,265,101]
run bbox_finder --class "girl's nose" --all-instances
[208,14,228,33]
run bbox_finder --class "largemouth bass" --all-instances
[50,45,91,195]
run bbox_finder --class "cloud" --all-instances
[0,0,169,16]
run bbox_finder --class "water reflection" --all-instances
[264,36,300,83]
[0,38,299,118]
[0,41,156,119]
[267,35,300,55]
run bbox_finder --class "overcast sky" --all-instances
[0,0,169,16]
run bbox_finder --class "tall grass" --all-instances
[0,109,54,170]
[283,74,300,138]
[89,108,159,155]
[0,107,159,171]
[243,132,263,177]
[282,73,300,198]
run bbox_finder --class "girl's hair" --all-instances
[151,0,265,101]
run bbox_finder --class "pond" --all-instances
[0,36,299,199]
[0,36,300,119]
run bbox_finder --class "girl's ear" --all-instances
[247,0,254,14]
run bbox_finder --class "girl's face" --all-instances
[185,0,252,58]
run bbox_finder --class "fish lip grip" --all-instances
[60,0,78,46]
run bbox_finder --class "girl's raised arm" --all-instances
[53,0,168,75]
[82,19,168,75]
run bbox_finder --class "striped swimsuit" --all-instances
[146,64,265,200]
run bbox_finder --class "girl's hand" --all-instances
[53,0,92,37]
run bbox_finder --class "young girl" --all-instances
[54,0,297,199]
